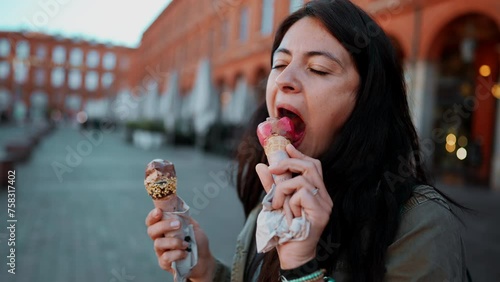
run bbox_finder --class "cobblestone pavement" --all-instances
[0,124,499,282]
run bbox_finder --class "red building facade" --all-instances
[0,31,133,120]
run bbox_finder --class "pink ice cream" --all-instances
[257,117,295,148]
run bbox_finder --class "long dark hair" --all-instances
[236,0,430,281]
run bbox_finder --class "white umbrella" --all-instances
[112,89,139,122]
[143,80,159,120]
[227,77,257,125]
[161,72,180,133]
[192,59,220,136]
[178,90,195,134]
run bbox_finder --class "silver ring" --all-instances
[311,188,319,196]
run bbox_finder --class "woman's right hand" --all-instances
[145,208,216,282]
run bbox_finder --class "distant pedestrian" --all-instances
[146,0,469,281]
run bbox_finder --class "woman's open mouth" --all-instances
[277,106,306,148]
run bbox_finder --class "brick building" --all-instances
[129,0,499,188]
[0,31,133,122]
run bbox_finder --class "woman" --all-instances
[146,0,468,281]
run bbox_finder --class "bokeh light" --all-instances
[446,143,456,153]
[458,136,468,147]
[479,65,491,77]
[492,84,500,99]
[446,133,457,145]
[76,111,88,124]
[457,147,467,160]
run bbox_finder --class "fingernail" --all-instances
[154,209,161,218]
[182,241,189,248]
[170,220,180,228]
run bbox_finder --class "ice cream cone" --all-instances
[257,118,297,226]
[144,159,198,281]
[145,159,182,212]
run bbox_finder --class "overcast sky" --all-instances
[0,0,172,47]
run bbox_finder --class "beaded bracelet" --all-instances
[280,269,326,282]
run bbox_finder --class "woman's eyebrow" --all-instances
[274,48,344,68]
[274,47,291,56]
[306,51,344,68]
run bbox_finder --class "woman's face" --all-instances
[266,17,360,158]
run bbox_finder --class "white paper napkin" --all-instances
[256,185,310,253]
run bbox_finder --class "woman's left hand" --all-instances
[256,144,333,270]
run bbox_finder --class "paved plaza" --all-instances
[0,124,499,281]
[0,124,244,282]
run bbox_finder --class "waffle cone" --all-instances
[264,135,290,156]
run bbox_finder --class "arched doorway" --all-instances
[432,14,500,185]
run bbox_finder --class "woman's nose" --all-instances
[275,66,302,94]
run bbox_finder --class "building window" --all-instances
[52,46,66,65]
[101,72,114,89]
[68,69,82,89]
[13,61,28,84]
[102,52,116,70]
[70,48,83,66]
[239,7,249,42]
[0,61,9,79]
[86,50,99,68]
[289,0,303,13]
[34,68,45,86]
[0,39,10,57]
[261,0,274,35]
[16,41,30,60]
[51,67,65,87]
[85,71,98,91]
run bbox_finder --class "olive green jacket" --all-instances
[212,185,468,281]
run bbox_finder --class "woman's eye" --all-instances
[272,64,286,69]
[309,68,328,76]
